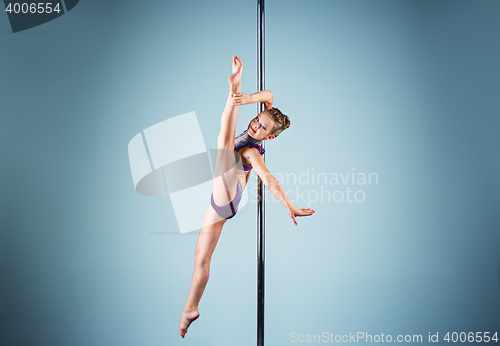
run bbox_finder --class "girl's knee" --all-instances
[194,252,211,268]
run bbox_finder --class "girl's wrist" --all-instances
[250,93,257,104]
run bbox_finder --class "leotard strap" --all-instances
[234,130,265,171]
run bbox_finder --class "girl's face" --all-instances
[247,111,276,141]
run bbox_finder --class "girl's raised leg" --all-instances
[212,56,243,206]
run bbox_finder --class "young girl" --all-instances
[179,56,315,338]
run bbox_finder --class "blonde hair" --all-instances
[267,107,290,137]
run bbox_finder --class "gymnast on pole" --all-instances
[179,55,315,338]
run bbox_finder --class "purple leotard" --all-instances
[210,180,243,220]
[210,130,265,219]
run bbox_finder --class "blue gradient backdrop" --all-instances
[1,1,499,345]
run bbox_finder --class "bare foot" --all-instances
[228,55,243,88]
[179,307,200,338]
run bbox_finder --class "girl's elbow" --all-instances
[264,90,273,105]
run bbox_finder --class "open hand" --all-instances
[288,206,315,226]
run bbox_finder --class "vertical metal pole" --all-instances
[257,1,265,346]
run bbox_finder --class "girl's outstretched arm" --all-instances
[231,90,273,110]
[244,149,315,226]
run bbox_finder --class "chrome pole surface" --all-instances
[257,0,265,345]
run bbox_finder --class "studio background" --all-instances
[1,0,499,345]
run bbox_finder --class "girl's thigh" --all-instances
[212,149,239,206]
